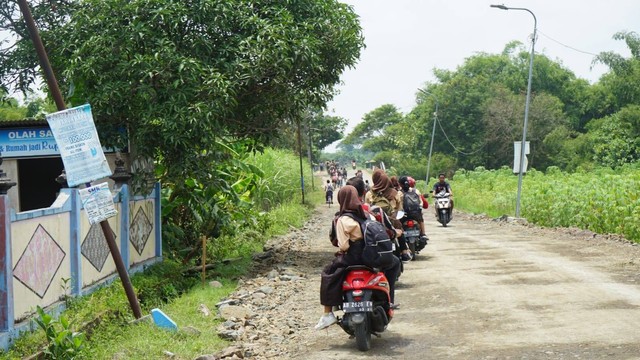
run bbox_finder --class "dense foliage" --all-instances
[450,166,640,243]
[339,32,640,179]
[0,0,363,260]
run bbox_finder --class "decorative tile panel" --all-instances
[130,207,152,255]
[82,223,115,272]
[13,225,66,298]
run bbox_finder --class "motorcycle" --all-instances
[433,191,452,227]
[338,265,394,351]
[401,217,423,258]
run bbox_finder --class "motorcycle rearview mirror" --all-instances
[395,210,405,219]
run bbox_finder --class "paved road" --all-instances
[285,200,640,359]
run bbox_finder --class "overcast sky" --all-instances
[326,0,640,150]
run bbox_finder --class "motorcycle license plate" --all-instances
[404,230,420,237]
[343,301,373,313]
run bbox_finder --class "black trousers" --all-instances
[383,256,401,303]
[397,234,408,252]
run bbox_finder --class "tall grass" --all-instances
[451,165,640,242]
[245,148,315,210]
[209,148,322,259]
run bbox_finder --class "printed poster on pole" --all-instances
[79,182,118,224]
[45,104,112,187]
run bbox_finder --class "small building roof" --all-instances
[0,118,47,127]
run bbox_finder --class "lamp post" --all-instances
[490,4,537,218]
[417,88,439,186]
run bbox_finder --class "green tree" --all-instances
[309,111,348,150]
[0,0,75,96]
[588,105,640,168]
[594,31,640,112]
[482,87,566,170]
[0,93,27,120]
[1,0,364,164]
[341,104,404,148]
[0,0,364,254]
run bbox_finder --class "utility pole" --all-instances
[417,88,439,185]
[297,121,305,204]
[18,0,142,319]
[306,123,314,191]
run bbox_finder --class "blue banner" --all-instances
[0,127,59,158]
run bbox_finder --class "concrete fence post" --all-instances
[119,184,131,269]
[154,182,162,258]
[69,189,82,296]
[0,195,14,332]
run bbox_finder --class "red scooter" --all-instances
[338,265,394,351]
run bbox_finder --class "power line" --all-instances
[538,30,599,57]
[434,116,486,156]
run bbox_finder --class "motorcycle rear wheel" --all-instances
[355,318,371,351]
[408,241,416,260]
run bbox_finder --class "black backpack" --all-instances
[342,213,395,269]
[403,189,422,216]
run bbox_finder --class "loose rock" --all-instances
[194,355,218,360]
[209,280,223,288]
[257,286,274,294]
[218,346,244,359]
[180,325,202,336]
[198,304,211,317]
[217,329,244,341]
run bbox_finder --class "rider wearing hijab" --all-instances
[365,169,413,261]
[366,169,402,213]
[317,186,368,329]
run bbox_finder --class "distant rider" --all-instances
[432,173,453,210]
[324,180,334,205]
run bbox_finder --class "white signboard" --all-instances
[46,104,112,187]
[513,141,530,174]
[79,183,118,225]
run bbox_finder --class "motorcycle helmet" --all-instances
[398,176,409,187]
[408,177,416,188]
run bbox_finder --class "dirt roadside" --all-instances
[219,194,640,360]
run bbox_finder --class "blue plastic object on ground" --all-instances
[151,308,178,331]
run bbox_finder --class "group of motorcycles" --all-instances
[335,191,454,351]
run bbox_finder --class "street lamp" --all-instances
[417,88,439,185]
[490,4,537,218]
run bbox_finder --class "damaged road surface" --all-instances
[217,204,640,359]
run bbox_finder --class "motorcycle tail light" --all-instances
[352,290,363,297]
[407,220,414,227]
[367,275,383,286]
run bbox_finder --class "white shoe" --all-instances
[314,313,337,330]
